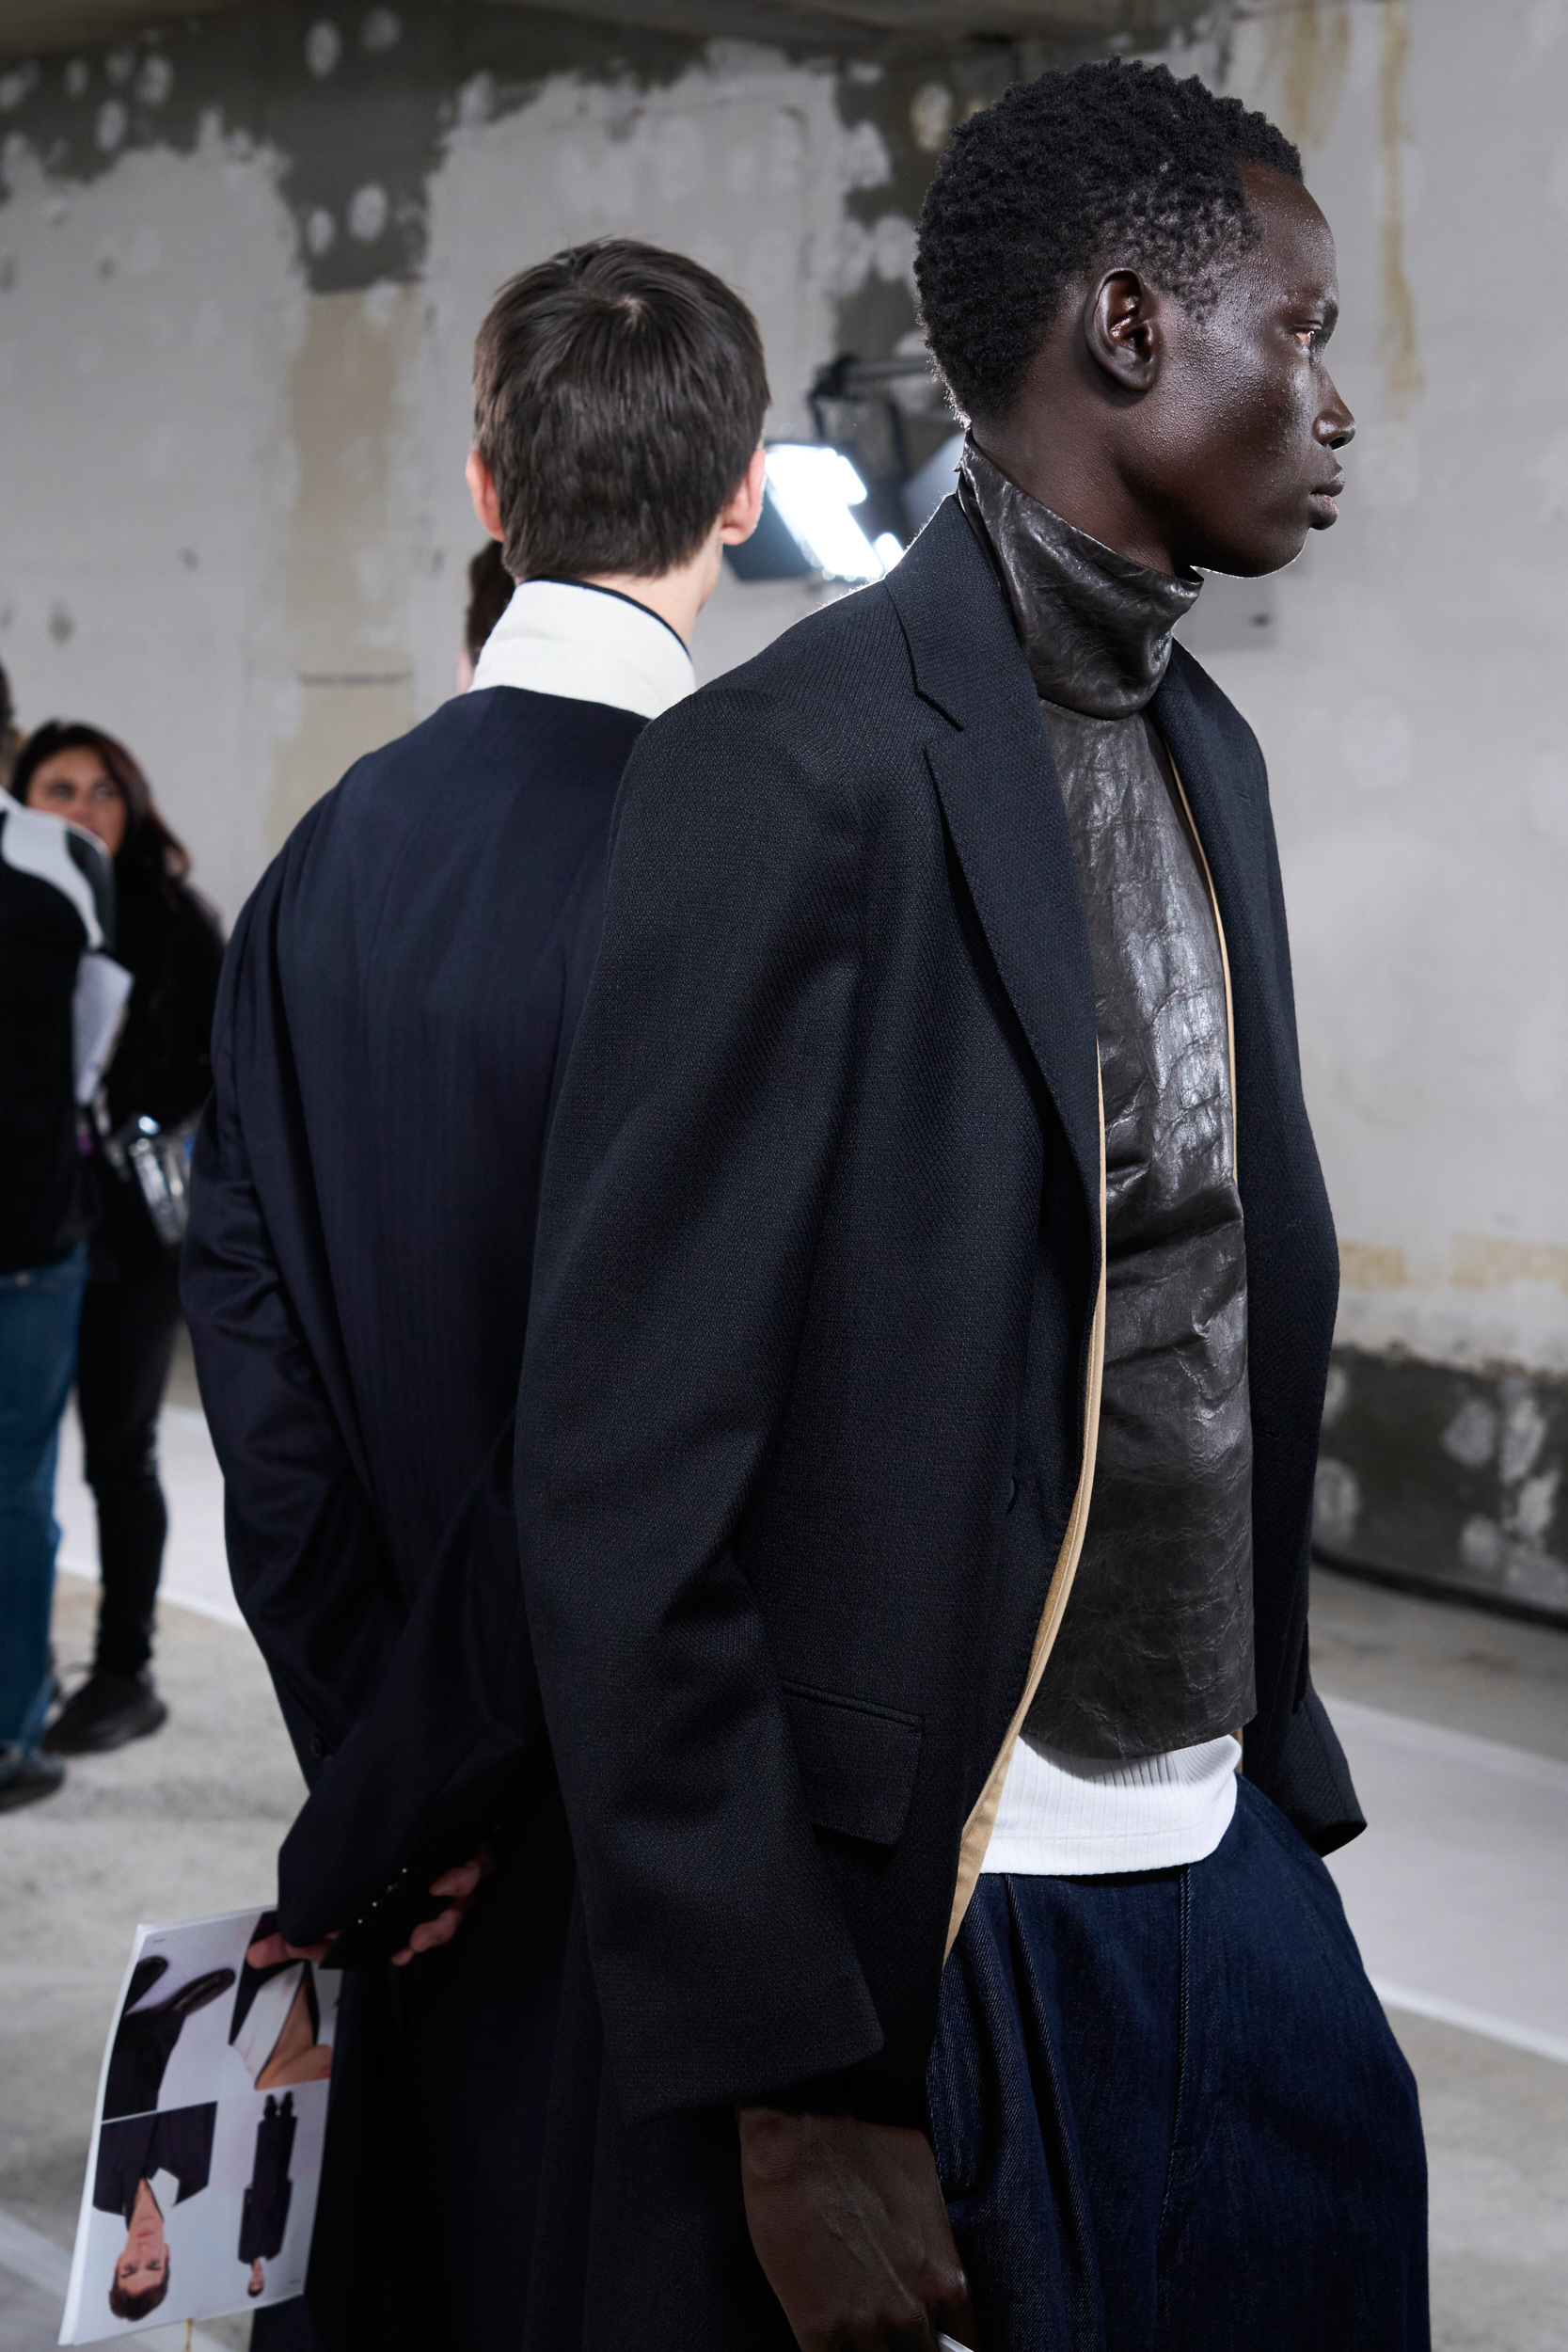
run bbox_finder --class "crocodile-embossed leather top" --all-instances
[959,442,1257,1762]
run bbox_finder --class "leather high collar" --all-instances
[958,440,1200,721]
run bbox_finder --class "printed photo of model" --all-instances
[93,2101,215,2324]
[240,2091,296,2298]
[229,1913,334,2092]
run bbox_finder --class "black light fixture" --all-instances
[726,355,964,587]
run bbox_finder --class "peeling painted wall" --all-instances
[0,0,1013,916]
[1146,2,1568,1402]
[1,0,1565,1595]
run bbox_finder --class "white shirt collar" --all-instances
[470,578,694,722]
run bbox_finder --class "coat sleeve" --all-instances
[182,882,404,1781]
[515,682,887,2126]
[185,858,567,1955]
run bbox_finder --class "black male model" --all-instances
[182,240,766,2348]
[511,60,1427,2352]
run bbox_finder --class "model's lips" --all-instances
[1307,473,1344,523]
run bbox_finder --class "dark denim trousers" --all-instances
[0,1244,87,1746]
[927,1777,1429,2352]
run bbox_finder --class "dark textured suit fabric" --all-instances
[182,684,639,2350]
[103,1997,187,2122]
[94,2105,215,2218]
[240,2096,296,2264]
[501,498,1359,2349]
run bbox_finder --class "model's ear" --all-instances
[719,444,768,546]
[1083,269,1164,395]
[466,449,504,543]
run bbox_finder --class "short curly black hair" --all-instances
[915,58,1301,424]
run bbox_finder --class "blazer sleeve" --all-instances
[515,682,886,2126]
[182,885,404,1780]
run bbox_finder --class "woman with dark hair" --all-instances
[11,723,224,1752]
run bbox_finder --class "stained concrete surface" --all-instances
[1311,1560,1568,1765]
[3,1421,1565,2347]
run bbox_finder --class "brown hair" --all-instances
[472,238,768,581]
[108,2251,169,2320]
[10,722,190,904]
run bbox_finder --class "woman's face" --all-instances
[24,746,128,857]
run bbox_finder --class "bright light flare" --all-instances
[765,444,894,583]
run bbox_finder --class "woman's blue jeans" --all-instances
[0,1244,87,1747]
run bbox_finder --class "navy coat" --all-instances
[183,681,640,2348]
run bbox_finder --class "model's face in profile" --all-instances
[24,747,128,858]
[1140,164,1354,577]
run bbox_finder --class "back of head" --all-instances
[916,58,1300,428]
[473,237,769,582]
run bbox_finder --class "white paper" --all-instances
[60,1908,340,2344]
[71,952,134,1105]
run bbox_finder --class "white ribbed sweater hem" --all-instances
[981,1730,1241,1877]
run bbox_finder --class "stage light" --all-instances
[762,444,893,584]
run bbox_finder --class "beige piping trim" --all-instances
[944,1062,1108,1959]
[1164,752,1238,1179]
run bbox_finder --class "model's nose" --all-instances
[1319,381,1355,447]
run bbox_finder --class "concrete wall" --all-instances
[1,0,1563,1606]
[0,0,1007,915]
[1138,2,1568,1614]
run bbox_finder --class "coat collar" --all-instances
[884,499,1102,1219]
[958,440,1198,719]
[472,579,694,721]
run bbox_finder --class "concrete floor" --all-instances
[2,1386,1565,2347]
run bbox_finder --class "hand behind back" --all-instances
[245,1842,499,1973]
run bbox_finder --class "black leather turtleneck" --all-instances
[960,440,1257,1763]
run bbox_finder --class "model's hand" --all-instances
[246,1931,334,1969]
[390,1841,498,1966]
[244,1842,499,1974]
[736,2104,975,2351]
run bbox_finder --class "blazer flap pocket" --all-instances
[784,1681,923,1848]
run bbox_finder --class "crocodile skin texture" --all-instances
[961,442,1257,1762]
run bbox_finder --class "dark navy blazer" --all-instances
[514,499,1358,2160]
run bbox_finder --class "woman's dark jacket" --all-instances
[93,869,223,1276]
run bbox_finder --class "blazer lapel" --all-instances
[885,502,1101,1213]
